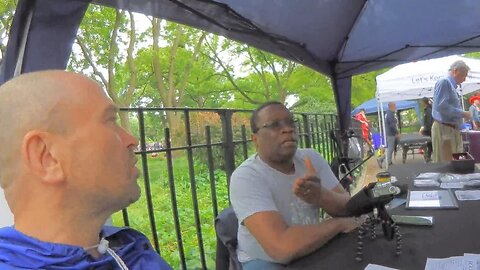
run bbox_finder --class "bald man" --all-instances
[0,71,172,269]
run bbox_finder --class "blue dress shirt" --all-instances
[432,75,464,128]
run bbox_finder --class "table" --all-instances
[462,131,480,162]
[286,162,480,270]
[398,133,431,164]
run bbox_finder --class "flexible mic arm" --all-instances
[346,182,396,217]
[346,181,401,241]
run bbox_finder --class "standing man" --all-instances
[230,102,360,269]
[431,60,472,162]
[468,95,480,130]
[0,71,172,269]
[385,102,399,166]
[419,97,433,162]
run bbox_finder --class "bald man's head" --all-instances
[0,70,98,189]
[388,102,396,111]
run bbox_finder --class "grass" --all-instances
[112,154,230,269]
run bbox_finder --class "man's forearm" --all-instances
[272,218,348,264]
[314,188,350,216]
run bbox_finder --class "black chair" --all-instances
[215,207,243,270]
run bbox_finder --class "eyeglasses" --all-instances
[257,118,298,132]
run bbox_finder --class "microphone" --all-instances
[83,238,109,255]
[97,238,109,254]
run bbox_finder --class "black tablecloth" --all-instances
[286,162,480,270]
[397,133,431,163]
[398,133,431,145]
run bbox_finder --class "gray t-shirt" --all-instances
[230,148,340,263]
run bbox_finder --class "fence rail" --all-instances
[117,107,341,269]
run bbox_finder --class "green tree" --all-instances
[0,0,16,65]
[351,70,386,108]
[69,6,138,132]
[207,38,338,111]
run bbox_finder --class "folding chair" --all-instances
[215,207,243,270]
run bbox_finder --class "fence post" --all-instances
[301,113,311,148]
[137,108,160,253]
[219,110,235,190]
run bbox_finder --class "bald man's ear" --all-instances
[251,133,259,148]
[22,131,65,184]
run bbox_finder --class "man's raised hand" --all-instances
[292,156,322,204]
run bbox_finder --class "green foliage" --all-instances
[112,155,231,269]
[293,95,337,114]
[0,0,16,61]
[466,52,480,59]
[399,109,421,133]
[351,70,386,108]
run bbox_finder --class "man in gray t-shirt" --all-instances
[230,102,360,269]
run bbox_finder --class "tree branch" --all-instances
[248,47,270,99]
[167,24,183,106]
[151,18,167,102]
[125,11,137,107]
[204,41,261,104]
[177,31,207,105]
[106,9,123,103]
[76,35,108,87]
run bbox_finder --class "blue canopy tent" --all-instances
[352,98,422,150]
[2,0,480,137]
[351,98,421,120]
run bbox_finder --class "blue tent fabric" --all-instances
[0,0,90,84]
[351,99,420,117]
[352,98,422,125]
[2,0,480,135]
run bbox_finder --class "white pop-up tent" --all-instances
[0,189,13,227]
[374,55,480,167]
[376,55,480,102]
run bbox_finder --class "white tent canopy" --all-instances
[376,55,480,102]
[374,55,480,168]
[0,189,13,227]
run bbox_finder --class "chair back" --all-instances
[215,207,242,270]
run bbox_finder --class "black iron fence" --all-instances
[116,107,341,269]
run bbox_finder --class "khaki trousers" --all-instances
[431,121,463,162]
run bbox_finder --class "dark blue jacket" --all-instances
[0,226,172,270]
[385,110,399,136]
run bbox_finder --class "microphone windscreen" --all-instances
[346,182,394,217]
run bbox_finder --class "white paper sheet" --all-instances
[455,190,480,201]
[416,172,442,179]
[424,256,467,270]
[425,255,480,270]
[364,264,398,270]
[440,182,465,189]
[407,190,458,209]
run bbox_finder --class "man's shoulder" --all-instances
[435,77,451,89]
[0,262,21,270]
[232,154,264,174]
[295,148,319,158]
[294,148,325,164]
[103,226,173,269]
[103,225,154,244]
[437,77,449,83]
[0,226,14,236]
